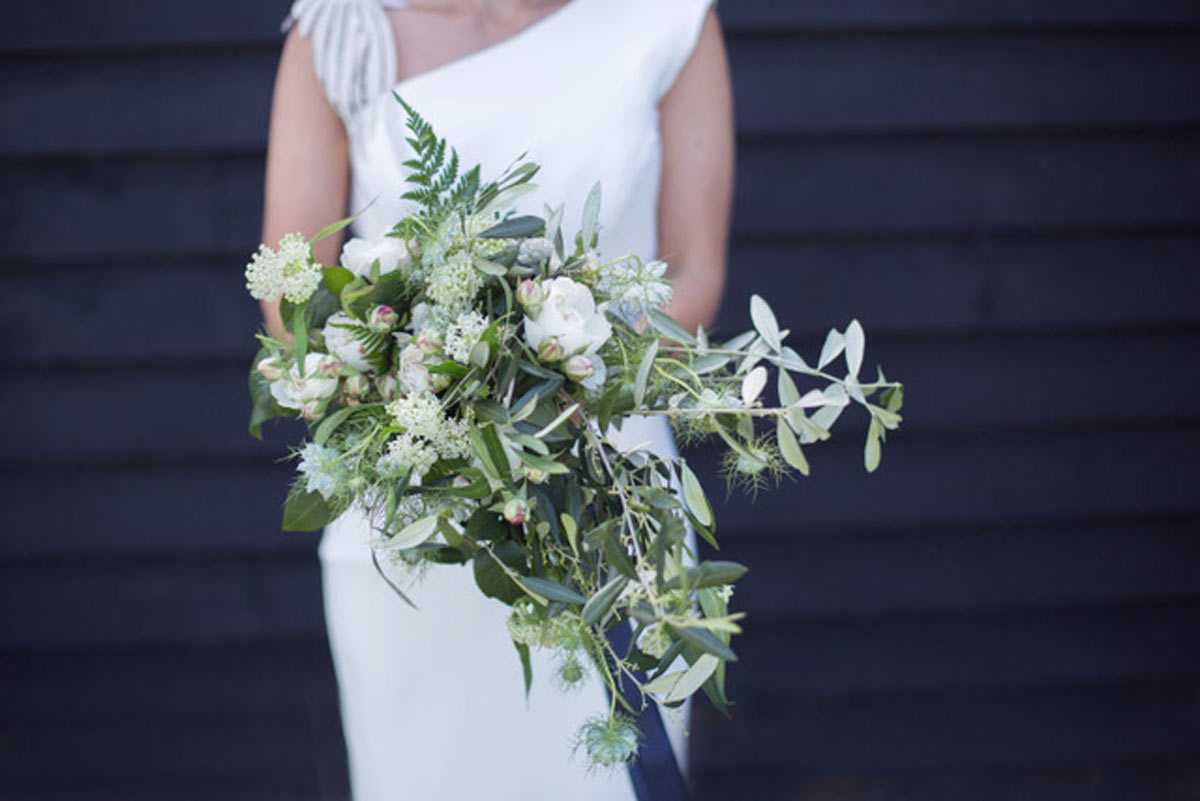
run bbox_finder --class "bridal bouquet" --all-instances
[246,101,903,768]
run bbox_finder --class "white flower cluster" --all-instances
[381,393,473,480]
[426,251,484,309]
[444,311,489,363]
[245,233,321,304]
[595,257,672,323]
[296,442,348,501]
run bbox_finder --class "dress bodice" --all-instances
[288,0,714,267]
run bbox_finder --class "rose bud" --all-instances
[562,354,595,383]
[300,400,324,421]
[523,466,549,485]
[537,336,565,363]
[503,498,528,526]
[256,356,285,382]
[342,374,370,398]
[375,373,399,402]
[318,355,343,378]
[368,304,399,332]
[416,328,444,356]
[516,279,546,311]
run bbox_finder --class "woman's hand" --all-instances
[259,26,353,339]
[657,7,735,334]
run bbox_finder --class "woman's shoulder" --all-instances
[283,0,397,121]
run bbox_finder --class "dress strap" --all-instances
[283,0,398,120]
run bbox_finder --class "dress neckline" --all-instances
[386,0,583,94]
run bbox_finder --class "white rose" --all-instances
[523,276,612,359]
[397,344,431,395]
[340,235,412,279]
[270,353,340,415]
[322,312,374,372]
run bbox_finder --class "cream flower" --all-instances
[397,344,431,395]
[270,353,340,418]
[340,235,412,279]
[322,312,375,372]
[523,276,612,359]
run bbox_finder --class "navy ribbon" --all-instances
[605,623,691,801]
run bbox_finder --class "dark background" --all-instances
[3,1,1200,799]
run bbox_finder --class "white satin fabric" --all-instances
[287,0,713,797]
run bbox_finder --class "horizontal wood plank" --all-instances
[5,0,1200,54]
[689,679,1200,772]
[5,133,1196,262]
[689,760,1200,801]
[8,231,1198,369]
[6,31,1199,158]
[5,516,1198,648]
[4,329,1198,464]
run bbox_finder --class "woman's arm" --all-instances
[657,8,735,333]
[259,27,352,339]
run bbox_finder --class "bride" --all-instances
[258,0,733,798]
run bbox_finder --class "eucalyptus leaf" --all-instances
[817,328,845,370]
[749,295,781,352]
[664,654,720,704]
[669,624,737,662]
[388,515,440,550]
[479,215,544,239]
[864,415,883,473]
[777,369,800,407]
[645,307,697,345]
[519,577,586,605]
[678,462,713,528]
[581,576,628,626]
[776,416,810,476]
[634,340,658,407]
[844,319,865,378]
[741,366,767,406]
[580,181,601,248]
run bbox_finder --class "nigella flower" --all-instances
[245,233,322,304]
[296,442,349,501]
[595,257,673,323]
[575,714,640,769]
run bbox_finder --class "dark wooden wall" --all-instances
[2,2,1198,799]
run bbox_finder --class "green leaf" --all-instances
[313,406,355,446]
[322,266,356,298]
[473,541,526,604]
[844,319,865,378]
[691,354,728,375]
[645,307,697,345]
[678,462,713,528]
[776,416,810,476]
[473,399,509,424]
[777,369,800,407]
[291,303,308,364]
[310,205,370,245]
[282,486,338,531]
[864,415,883,473]
[749,294,781,352]
[514,449,570,475]
[472,256,509,277]
[478,215,544,239]
[388,515,440,550]
[581,576,628,626]
[818,327,845,370]
[665,560,749,590]
[514,640,533,702]
[669,624,738,662]
[519,577,586,605]
[580,181,601,248]
[657,654,720,704]
[634,340,658,407]
[469,340,491,370]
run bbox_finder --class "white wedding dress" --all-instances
[285,1,713,798]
